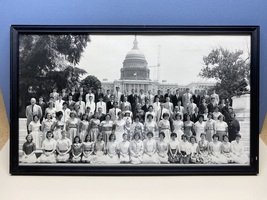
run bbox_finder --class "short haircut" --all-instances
[109,133,116,141]
[84,134,91,142]
[222,134,229,141]
[56,111,63,118]
[162,113,169,118]
[170,132,177,138]
[159,131,165,138]
[190,136,196,142]
[25,134,33,142]
[146,114,153,119]
[46,131,54,139]
[73,135,82,143]
[212,134,219,139]
[133,132,141,139]
[147,131,154,137]
[181,134,188,140]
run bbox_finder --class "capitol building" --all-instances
[101,37,215,95]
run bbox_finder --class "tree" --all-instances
[199,47,250,99]
[19,34,90,117]
[80,75,102,92]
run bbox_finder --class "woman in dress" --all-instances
[41,113,54,143]
[172,113,184,142]
[204,112,216,142]
[213,106,222,121]
[215,114,228,141]
[168,132,180,163]
[81,134,94,163]
[183,113,195,138]
[129,132,144,164]
[66,111,80,142]
[131,116,145,140]
[104,133,120,164]
[197,133,211,164]
[118,133,131,163]
[20,134,37,163]
[37,131,57,163]
[156,131,169,164]
[51,111,65,141]
[230,134,249,164]
[100,114,114,146]
[188,136,198,163]
[56,130,72,163]
[179,134,191,164]
[194,115,206,142]
[45,102,56,119]
[71,136,83,163]
[158,113,171,142]
[28,115,42,148]
[91,133,106,164]
[113,111,126,144]
[221,134,233,163]
[89,113,100,142]
[143,132,159,164]
[134,103,145,123]
[144,114,158,139]
[79,114,89,142]
[209,134,228,164]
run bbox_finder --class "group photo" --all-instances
[18,33,251,166]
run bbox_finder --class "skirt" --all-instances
[130,155,143,164]
[68,128,78,142]
[31,131,41,149]
[90,128,100,142]
[206,129,214,142]
[168,149,180,163]
[119,154,130,163]
[81,151,93,163]
[210,153,228,164]
[103,154,120,164]
[158,153,169,164]
[80,130,88,142]
[143,153,159,164]
[37,152,56,163]
[20,153,37,163]
[56,152,70,162]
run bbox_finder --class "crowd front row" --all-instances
[20,130,249,165]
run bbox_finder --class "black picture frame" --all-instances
[10,25,259,175]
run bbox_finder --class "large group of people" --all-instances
[20,86,248,164]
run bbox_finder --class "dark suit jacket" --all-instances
[95,92,104,103]
[75,92,86,102]
[164,93,173,102]
[192,94,201,107]
[172,95,183,107]
[154,94,164,103]
[207,103,215,113]
[141,104,150,113]
[127,94,137,108]
[106,101,115,112]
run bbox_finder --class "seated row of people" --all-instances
[21,129,248,165]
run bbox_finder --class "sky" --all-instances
[76,34,250,85]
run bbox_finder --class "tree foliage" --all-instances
[199,47,250,99]
[19,34,90,116]
[80,75,102,92]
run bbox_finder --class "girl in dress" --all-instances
[172,113,184,142]
[51,111,65,141]
[113,111,126,144]
[118,133,131,163]
[158,113,171,142]
[66,111,80,142]
[230,134,249,164]
[81,134,94,163]
[79,114,89,142]
[131,116,144,140]
[179,134,191,164]
[20,134,37,163]
[144,105,156,122]
[38,131,57,163]
[168,132,180,163]
[156,132,169,164]
[194,115,206,142]
[100,114,114,146]
[104,133,120,164]
[28,115,42,148]
[204,113,216,142]
[91,133,106,164]
[45,102,56,119]
[144,114,158,139]
[197,133,211,164]
[89,113,100,142]
[221,134,233,163]
[71,136,83,163]
[41,113,54,143]
[124,119,132,141]
[129,132,144,164]
[215,114,228,141]
[209,134,228,164]
[188,136,198,163]
[183,114,195,138]
[143,132,159,164]
[56,130,72,163]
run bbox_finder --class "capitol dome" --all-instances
[120,36,150,80]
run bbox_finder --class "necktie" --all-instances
[32,105,34,113]
[160,108,163,120]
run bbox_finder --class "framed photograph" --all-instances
[10,25,259,175]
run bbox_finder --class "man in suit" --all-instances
[97,107,106,122]
[75,87,86,102]
[154,89,164,103]
[172,89,182,107]
[86,95,96,114]
[85,88,95,103]
[182,88,192,110]
[156,102,170,122]
[109,102,121,122]
[106,94,115,113]
[66,95,75,109]
[114,86,123,107]
[207,97,217,113]
[95,88,104,103]
[76,95,86,114]
[142,98,150,113]
[164,89,173,103]
[37,96,46,123]
[25,98,42,133]
[69,87,77,101]
[103,89,111,103]
[127,89,137,111]
[192,89,201,108]
[96,97,106,114]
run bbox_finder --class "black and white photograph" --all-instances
[10,26,259,175]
